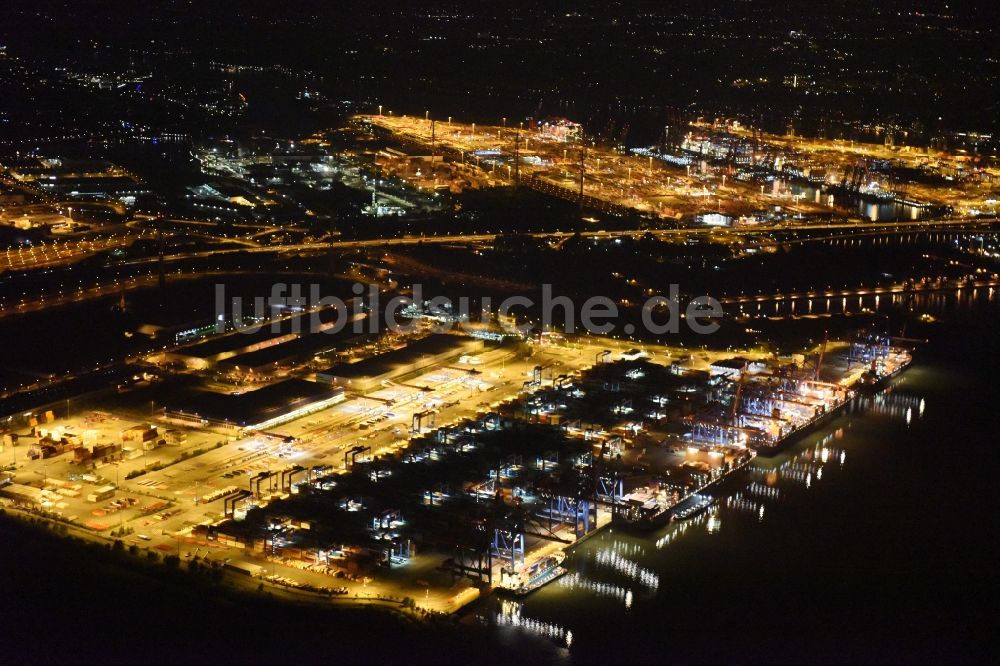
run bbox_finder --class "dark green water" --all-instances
[487,303,998,663]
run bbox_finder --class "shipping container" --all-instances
[86,485,116,503]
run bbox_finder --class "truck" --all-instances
[224,560,263,578]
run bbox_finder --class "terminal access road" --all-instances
[3,214,996,276]
[117,215,1000,266]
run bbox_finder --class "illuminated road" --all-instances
[0,234,146,273]
[115,215,997,265]
[0,215,994,277]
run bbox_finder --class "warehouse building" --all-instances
[164,379,346,431]
[162,308,362,370]
[316,334,483,393]
[215,325,363,378]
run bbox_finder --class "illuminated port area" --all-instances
[361,113,1000,225]
[0,1,996,661]
[0,325,909,609]
[362,114,833,220]
[685,121,1000,217]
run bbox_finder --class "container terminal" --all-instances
[0,326,910,606]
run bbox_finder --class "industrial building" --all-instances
[0,481,47,507]
[215,326,362,377]
[164,378,346,431]
[162,307,360,370]
[1,157,150,198]
[709,357,768,378]
[163,326,299,370]
[316,334,483,392]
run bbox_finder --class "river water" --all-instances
[484,301,997,662]
[787,181,928,221]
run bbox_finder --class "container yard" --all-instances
[1,328,911,607]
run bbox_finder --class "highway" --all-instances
[0,215,995,295]
[109,215,1000,267]
[0,234,144,273]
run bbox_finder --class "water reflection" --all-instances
[854,390,926,423]
[654,513,709,549]
[736,281,997,321]
[745,481,781,500]
[492,379,935,655]
[705,511,722,533]
[786,181,927,221]
[556,572,631,606]
[725,493,766,521]
[594,549,660,592]
[493,599,572,648]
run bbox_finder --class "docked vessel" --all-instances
[855,348,912,393]
[754,346,912,456]
[612,451,755,530]
[672,493,715,520]
[752,396,852,457]
[845,331,913,394]
[496,551,567,597]
[613,484,672,531]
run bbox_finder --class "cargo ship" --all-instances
[854,348,912,393]
[672,493,715,520]
[753,395,852,457]
[613,450,755,530]
[754,347,912,456]
[496,551,567,597]
[613,484,673,531]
